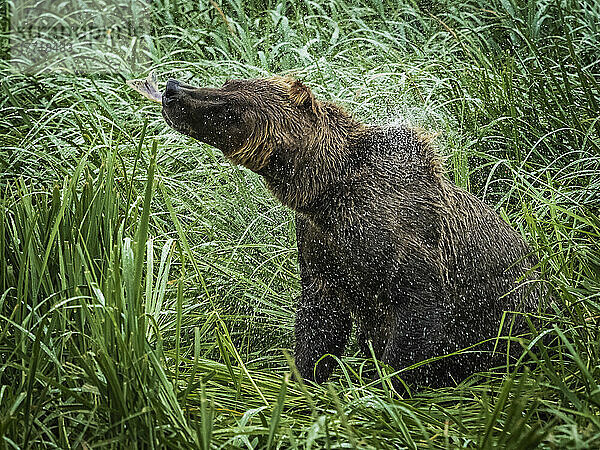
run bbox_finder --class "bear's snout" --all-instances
[163,79,181,106]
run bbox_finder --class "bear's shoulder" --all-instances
[349,124,444,182]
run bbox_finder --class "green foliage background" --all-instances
[1,0,599,447]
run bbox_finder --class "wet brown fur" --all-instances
[162,76,539,388]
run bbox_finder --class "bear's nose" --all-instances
[164,79,180,98]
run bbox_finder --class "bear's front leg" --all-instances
[381,259,456,389]
[294,214,352,383]
[382,304,452,388]
[294,292,352,383]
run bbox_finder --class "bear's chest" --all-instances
[299,216,395,303]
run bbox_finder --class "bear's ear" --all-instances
[288,79,321,115]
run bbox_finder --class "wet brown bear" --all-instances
[162,76,538,387]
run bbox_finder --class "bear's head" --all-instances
[162,76,322,172]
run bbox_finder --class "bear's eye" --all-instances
[222,79,241,89]
[214,108,241,124]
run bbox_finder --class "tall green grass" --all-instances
[1,0,599,447]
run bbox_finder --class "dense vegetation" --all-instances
[1,0,599,447]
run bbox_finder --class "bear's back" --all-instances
[348,125,537,318]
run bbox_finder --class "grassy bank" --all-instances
[1,0,599,447]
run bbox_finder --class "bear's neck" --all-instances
[259,110,370,222]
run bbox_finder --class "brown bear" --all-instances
[161,76,538,387]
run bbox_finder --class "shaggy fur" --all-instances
[162,76,538,387]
